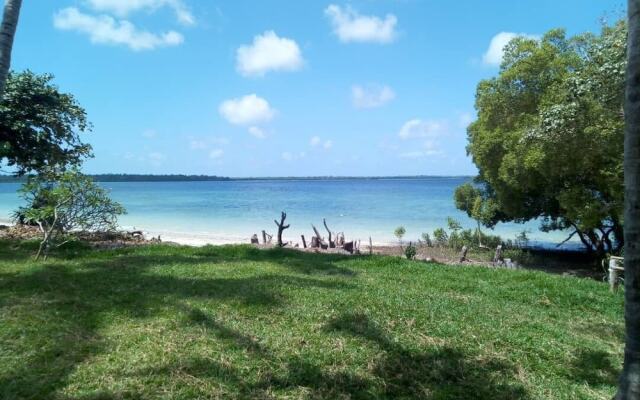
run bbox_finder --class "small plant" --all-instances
[404,242,417,260]
[421,232,432,247]
[433,227,448,247]
[394,226,406,247]
[515,230,531,248]
[446,217,462,233]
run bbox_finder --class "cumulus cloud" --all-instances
[248,126,266,139]
[53,7,184,51]
[282,151,306,161]
[236,31,304,77]
[310,136,333,150]
[310,136,321,146]
[482,32,539,66]
[219,94,275,126]
[398,119,448,140]
[352,84,395,109]
[209,149,224,159]
[325,4,397,44]
[86,0,195,25]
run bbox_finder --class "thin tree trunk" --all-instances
[617,1,640,398]
[0,0,22,97]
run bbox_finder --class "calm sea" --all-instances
[0,177,570,246]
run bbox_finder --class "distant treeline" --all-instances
[0,174,231,183]
[0,174,473,183]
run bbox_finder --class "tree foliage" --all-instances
[16,170,125,259]
[462,22,626,255]
[0,71,92,175]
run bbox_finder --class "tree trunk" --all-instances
[617,2,640,397]
[0,0,22,97]
[274,211,290,247]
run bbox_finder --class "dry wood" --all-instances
[274,211,290,247]
[301,234,307,248]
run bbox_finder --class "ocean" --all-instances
[0,177,571,246]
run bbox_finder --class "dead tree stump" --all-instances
[459,245,469,263]
[301,235,307,248]
[274,211,290,247]
[493,245,503,263]
[250,234,259,244]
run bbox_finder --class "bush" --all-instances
[404,242,417,260]
[421,232,432,247]
[394,226,406,247]
[433,228,448,247]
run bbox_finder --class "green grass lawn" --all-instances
[0,241,624,399]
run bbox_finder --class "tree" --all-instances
[462,22,626,257]
[453,183,498,247]
[617,1,640,398]
[394,226,406,248]
[0,0,22,97]
[1,71,92,175]
[16,170,126,260]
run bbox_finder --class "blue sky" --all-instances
[12,0,624,177]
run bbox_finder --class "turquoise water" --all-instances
[0,178,569,245]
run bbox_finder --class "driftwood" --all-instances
[369,237,373,255]
[493,245,503,263]
[459,245,469,262]
[250,234,259,245]
[311,224,328,248]
[323,219,335,248]
[301,235,307,248]
[274,211,290,247]
[310,236,320,248]
[336,232,345,247]
[344,241,354,254]
[262,230,273,245]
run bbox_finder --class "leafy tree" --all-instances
[463,22,626,256]
[16,170,125,260]
[1,71,92,175]
[394,226,406,248]
[0,0,22,97]
[454,182,498,247]
[617,1,640,397]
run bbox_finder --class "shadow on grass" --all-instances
[323,312,530,399]
[569,349,619,387]
[0,243,355,399]
[130,306,531,399]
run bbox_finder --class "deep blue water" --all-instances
[0,178,569,245]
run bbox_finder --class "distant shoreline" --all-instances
[0,174,475,184]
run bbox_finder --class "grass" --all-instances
[0,240,624,399]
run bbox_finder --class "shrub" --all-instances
[433,228,448,247]
[394,226,406,247]
[421,232,432,247]
[404,242,417,260]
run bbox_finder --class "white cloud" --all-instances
[86,0,195,25]
[219,94,275,126]
[310,136,333,150]
[189,139,207,150]
[209,149,224,159]
[310,136,321,146]
[142,129,157,139]
[482,32,539,66]
[248,126,266,139]
[53,7,184,51]
[189,136,229,150]
[236,31,303,77]
[325,4,397,44]
[398,119,448,140]
[458,112,474,128]
[147,151,166,166]
[282,151,306,161]
[352,84,395,109]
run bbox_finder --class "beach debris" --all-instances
[262,230,273,245]
[344,241,354,254]
[493,245,503,264]
[311,224,328,249]
[459,245,469,263]
[274,211,290,247]
[369,237,373,255]
[323,218,336,248]
[301,235,307,248]
[250,234,259,245]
